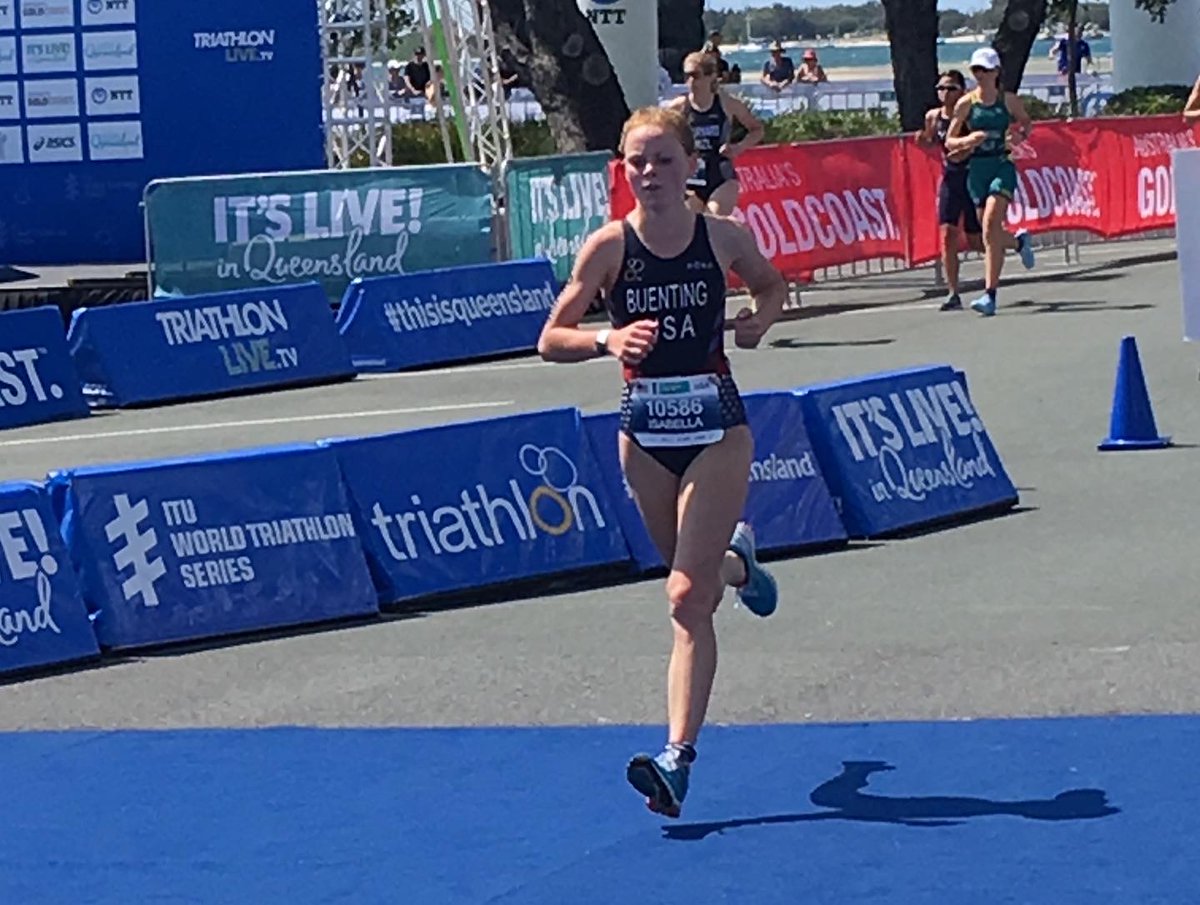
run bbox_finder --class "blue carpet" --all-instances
[1,716,1195,904]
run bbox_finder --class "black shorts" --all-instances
[620,372,748,477]
[938,169,982,234]
[689,157,737,203]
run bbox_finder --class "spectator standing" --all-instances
[760,40,795,93]
[403,47,432,98]
[1051,27,1094,77]
[703,31,733,84]
[795,49,828,85]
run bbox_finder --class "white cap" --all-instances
[969,47,1001,71]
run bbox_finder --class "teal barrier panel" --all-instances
[145,165,494,303]
[503,152,611,284]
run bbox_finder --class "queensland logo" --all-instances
[749,451,817,482]
[0,507,63,648]
[84,33,137,66]
[829,379,998,505]
[193,29,276,63]
[368,444,607,562]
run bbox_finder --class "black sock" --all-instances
[669,742,697,764]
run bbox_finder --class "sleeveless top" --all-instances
[686,95,732,186]
[967,91,1010,158]
[607,216,728,379]
[935,112,969,174]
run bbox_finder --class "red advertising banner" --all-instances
[610,138,907,279]
[608,115,1195,281]
[1002,119,1111,235]
[1098,115,1200,236]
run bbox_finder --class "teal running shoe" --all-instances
[627,745,693,818]
[728,521,778,617]
[970,292,997,317]
[1016,229,1036,270]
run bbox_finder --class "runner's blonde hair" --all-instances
[619,107,696,157]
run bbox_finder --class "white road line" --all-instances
[359,357,611,379]
[0,401,515,448]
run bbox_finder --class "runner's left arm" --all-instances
[1005,94,1033,143]
[716,218,786,349]
[719,93,765,159]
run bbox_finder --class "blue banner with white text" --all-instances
[335,259,558,371]
[49,444,378,650]
[66,282,355,406]
[0,0,324,265]
[0,307,89,430]
[583,391,849,572]
[796,365,1018,537]
[326,408,631,604]
[0,481,99,675]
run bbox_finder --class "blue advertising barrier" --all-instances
[0,481,99,676]
[66,282,356,406]
[796,365,1018,537]
[0,0,325,265]
[48,444,378,651]
[583,392,849,572]
[0,307,89,430]
[325,408,631,604]
[335,259,558,371]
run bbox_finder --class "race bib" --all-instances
[687,159,708,188]
[628,375,724,448]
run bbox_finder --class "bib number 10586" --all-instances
[628,374,724,448]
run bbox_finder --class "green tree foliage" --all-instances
[703,1,1109,42]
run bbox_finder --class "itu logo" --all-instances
[519,444,582,536]
[368,444,607,562]
[104,494,167,607]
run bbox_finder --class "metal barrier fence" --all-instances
[782,226,1177,315]
[342,73,1116,128]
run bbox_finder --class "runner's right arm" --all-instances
[537,224,657,365]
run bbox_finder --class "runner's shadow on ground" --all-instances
[663,760,1119,841]
[769,338,895,349]
[1010,299,1154,315]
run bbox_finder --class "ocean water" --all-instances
[722,36,1112,74]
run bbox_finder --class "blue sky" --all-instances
[708,0,992,11]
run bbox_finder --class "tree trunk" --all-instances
[882,0,940,132]
[658,0,704,82]
[488,0,629,153]
[992,0,1049,93]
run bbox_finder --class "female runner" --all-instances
[946,47,1036,316]
[667,51,764,216]
[537,106,785,818]
[917,69,984,311]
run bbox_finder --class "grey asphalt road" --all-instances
[3,240,1198,731]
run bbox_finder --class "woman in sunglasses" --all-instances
[917,69,984,311]
[946,47,1036,316]
[667,51,764,216]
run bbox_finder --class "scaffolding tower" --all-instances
[429,0,513,173]
[321,0,393,168]
[320,0,512,173]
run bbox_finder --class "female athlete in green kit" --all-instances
[946,47,1037,317]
